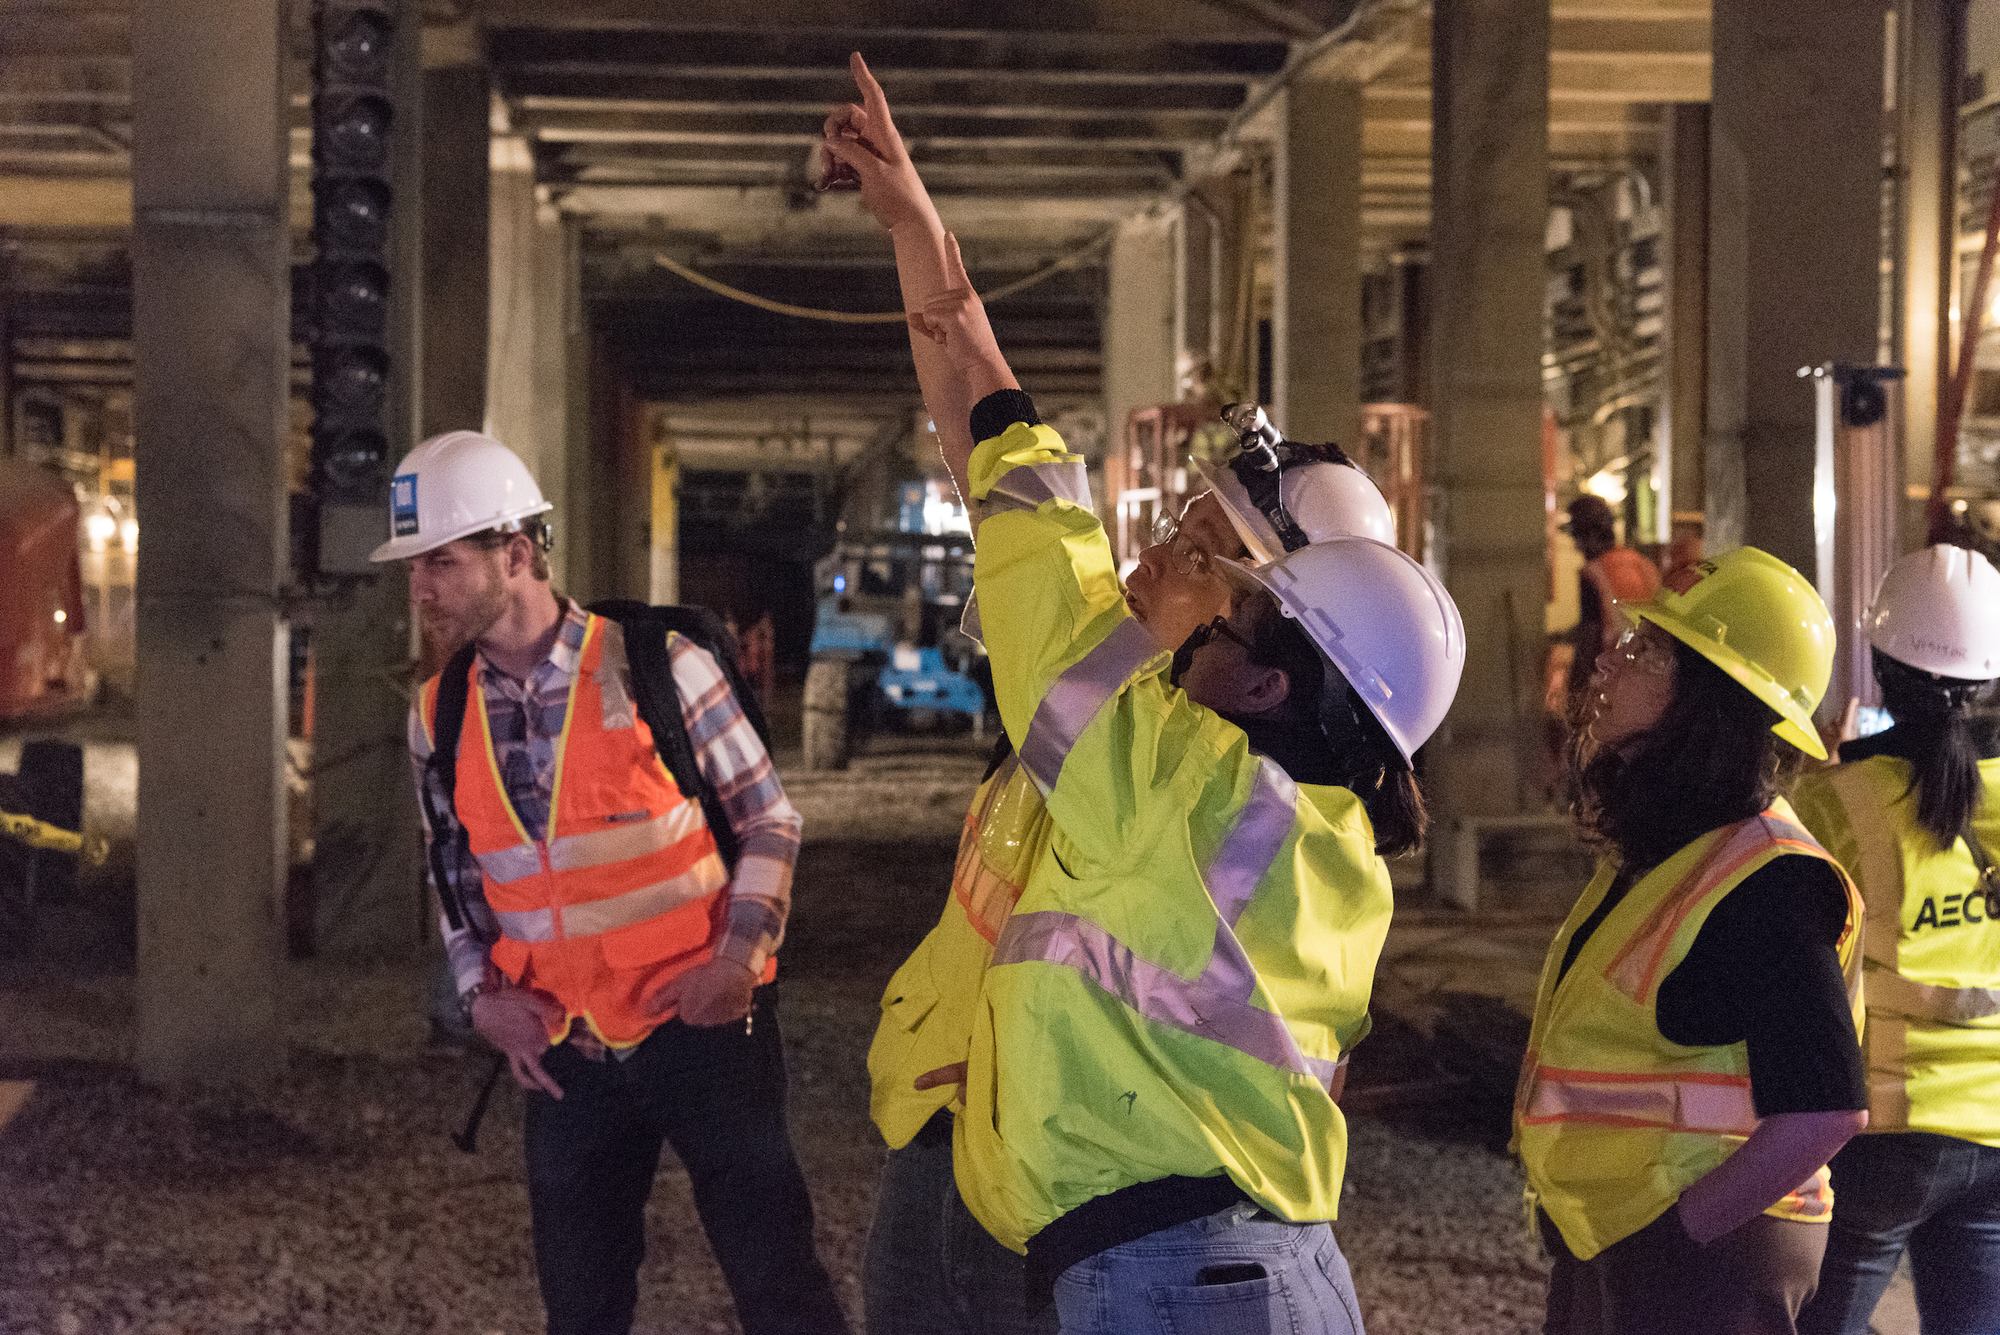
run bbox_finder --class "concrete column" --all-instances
[1104,214,1179,459]
[312,0,422,963]
[485,141,577,586]
[131,0,288,1083]
[1659,104,1710,531]
[419,65,489,438]
[1273,76,1363,447]
[1706,1,1884,571]
[1180,191,1221,389]
[1898,0,1953,550]
[1425,0,1549,836]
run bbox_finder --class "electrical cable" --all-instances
[652,235,1113,323]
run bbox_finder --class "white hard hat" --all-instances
[368,430,553,563]
[1194,455,1397,561]
[1865,543,2000,681]
[1217,537,1465,763]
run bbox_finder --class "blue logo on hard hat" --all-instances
[392,474,419,536]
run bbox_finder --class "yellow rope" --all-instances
[653,232,1113,324]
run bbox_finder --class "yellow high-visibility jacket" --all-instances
[868,750,1051,1148]
[1513,802,1862,1261]
[1794,755,2000,1145]
[952,422,1392,1254]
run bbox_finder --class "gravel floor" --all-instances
[0,749,1550,1335]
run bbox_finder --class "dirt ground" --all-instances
[0,743,1551,1334]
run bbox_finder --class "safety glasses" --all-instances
[1149,511,1210,576]
[1183,614,1255,656]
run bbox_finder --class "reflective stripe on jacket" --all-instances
[954,422,1391,1254]
[420,613,766,1048]
[1794,756,2000,1145]
[867,750,1053,1148]
[1512,800,1863,1261]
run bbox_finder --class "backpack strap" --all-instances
[589,600,756,874]
[420,640,479,932]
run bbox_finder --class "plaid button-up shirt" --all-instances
[410,599,800,1013]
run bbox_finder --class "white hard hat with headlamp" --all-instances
[368,430,554,563]
[1192,403,1397,561]
[1214,536,1465,765]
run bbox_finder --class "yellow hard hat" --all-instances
[1617,546,1835,761]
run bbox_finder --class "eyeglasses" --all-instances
[1607,625,1676,677]
[1183,614,1255,656]
[1150,511,1210,576]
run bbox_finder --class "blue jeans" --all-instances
[1051,1203,1365,1335]
[862,1117,1057,1335]
[1797,1132,2000,1335]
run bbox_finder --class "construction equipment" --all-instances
[0,458,89,721]
[802,531,986,770]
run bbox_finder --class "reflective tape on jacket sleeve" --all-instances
[993,909,1339,1092]
[986,460,1093,512]
[1017,617,1163,792]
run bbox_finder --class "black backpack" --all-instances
[419,601,771,931]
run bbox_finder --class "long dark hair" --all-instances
[1571,640,1804,873]
[1245,601,1427,858]
[1875,649,1995,849]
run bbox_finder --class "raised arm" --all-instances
[822,52,1016,501]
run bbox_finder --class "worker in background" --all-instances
[1794,546,2000,1335]
[1564,493,1661,716]
[374,430,848,1335]
[824,54,1465,1332]
[1515,549,1868,1335]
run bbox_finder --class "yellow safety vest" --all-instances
[868,750,1052,1148]
[1794,756,2000,1145]
[1513,801,1863,1261]
[952,422,1390,1255]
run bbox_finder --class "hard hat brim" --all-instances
[1212,552,1419,764]
[1190,458,1280,565]
[1620,599,1829,762]
[367,500,554,563]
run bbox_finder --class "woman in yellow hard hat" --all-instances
[1513,547,1869,1335]
[1793,545,2000,1335]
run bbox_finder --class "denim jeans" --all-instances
[1051,1203,1365,1335]
[522,983,850,1335]
[1796,1132,2000,1335]
[862,1117,1058,1335]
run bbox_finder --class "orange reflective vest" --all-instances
[1513,801,1863,1260]
[420,614,769,1048]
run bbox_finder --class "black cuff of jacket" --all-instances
[969,389,1040,445]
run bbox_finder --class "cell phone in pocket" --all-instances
[1196,1262,1267,1286]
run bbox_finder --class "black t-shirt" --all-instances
[1557,852,1866,1118]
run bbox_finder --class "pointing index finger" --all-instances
[850,51,891,122]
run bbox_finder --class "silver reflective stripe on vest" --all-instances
[991,764,1339,1092]
[1864,961,2000,1024]
[1018,618,1162,792]
[1523,1071,1758,1135]
[493,856,729,944]
[548,801,707,873]
[987,459,1092,512]
[993,910,1338,1091]
[1205,760,1298,926]
[476,842,543,885]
